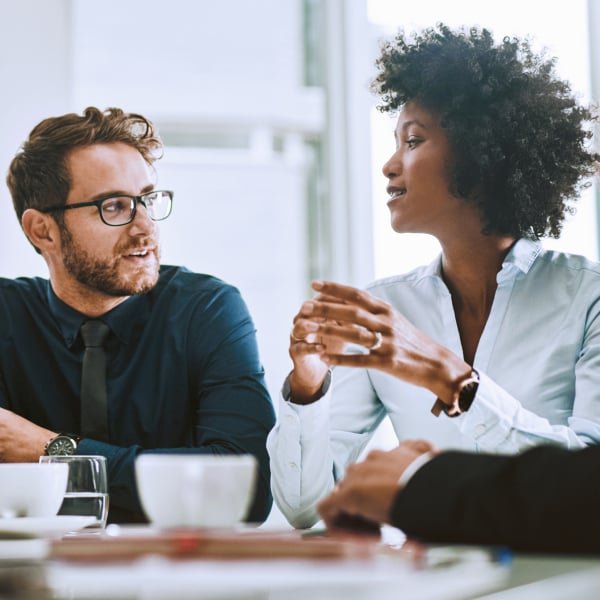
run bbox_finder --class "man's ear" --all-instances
[21,208,61,253]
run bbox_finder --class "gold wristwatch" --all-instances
[431,369,480,418]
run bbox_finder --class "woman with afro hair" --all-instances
[268,23,600,528]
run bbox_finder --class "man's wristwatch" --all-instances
[44,433,81,456]
[431,369,480,418]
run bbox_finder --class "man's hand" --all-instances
[0,408,55,462]
[317,440,436,532]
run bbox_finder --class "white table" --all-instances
[47,553,507,600]
[3,525,600,600]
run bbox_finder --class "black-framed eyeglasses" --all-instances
[41,190,174,227]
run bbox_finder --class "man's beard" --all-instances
[60,224,160,297]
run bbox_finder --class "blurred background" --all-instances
[1,0,599,522]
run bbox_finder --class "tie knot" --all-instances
[80,320,110,348]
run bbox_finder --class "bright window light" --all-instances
[368,0,595,279]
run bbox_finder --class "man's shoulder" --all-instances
[153,265,242,307]
[0,275,48,301]
[0,277,49,330]
[149,266,249,325]
[157,265,234,293]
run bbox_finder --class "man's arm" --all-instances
[0,408,55,462]
[94,284,276,524]
[391,444,600,553]
[318,440,436,531]
[185,285,276,523]
[320,441,600,553]
[0,370,55,462]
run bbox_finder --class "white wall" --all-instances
[0,0,317,395]
[0,1,375,526]
[0,0,72,278]
[70,0,307,117]
[368,0,598,278]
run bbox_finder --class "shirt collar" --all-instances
[46,283,86,348]
[421,237,542,284]
[47,282,151,349]
[501,237,542,275]
[424,254,444,279]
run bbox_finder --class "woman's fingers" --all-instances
[312,280,388,314]
[316,322,384,351]
[300,300,387,335]
[290,318,320,345]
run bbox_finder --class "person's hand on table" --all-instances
[0,407,55,461]
[290,280,472,406]
[317,440,437,532]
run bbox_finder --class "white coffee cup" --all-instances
[0,463,68,518]
[135,454,257,528]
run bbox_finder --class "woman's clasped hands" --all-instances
[288,280,470,405]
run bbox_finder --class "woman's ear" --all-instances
[21,208,60,254]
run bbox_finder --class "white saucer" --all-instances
[0,516,96,537]
[0,538,49,560]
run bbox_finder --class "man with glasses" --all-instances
[1,106,275,523]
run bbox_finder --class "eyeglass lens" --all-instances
[100,191,172,225]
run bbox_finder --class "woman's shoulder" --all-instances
[498,238,600,282]
[534,246,600,277]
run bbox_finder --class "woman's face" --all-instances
[382,102,467,237]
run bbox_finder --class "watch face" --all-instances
[47,436,76,456]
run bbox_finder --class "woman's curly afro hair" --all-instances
[372,23,599,239]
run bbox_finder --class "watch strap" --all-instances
[431,369,480,418]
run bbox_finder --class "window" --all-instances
[368,0,597,279]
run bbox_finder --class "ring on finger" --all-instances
[370,331,383,351]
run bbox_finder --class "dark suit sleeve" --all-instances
[0,370,7,408]
[390,445,600,553]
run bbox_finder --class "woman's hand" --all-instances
[297,280,471,403]
[288,291,348,403]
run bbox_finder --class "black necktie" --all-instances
[80,320,110,441]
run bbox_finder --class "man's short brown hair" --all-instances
[7,106,163,226]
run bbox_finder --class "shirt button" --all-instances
[285,415,295,424]
[288,462,298,470]
[474,424,486,436]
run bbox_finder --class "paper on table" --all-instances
[49,528,382,563]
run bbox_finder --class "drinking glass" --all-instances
[39,455,108,528]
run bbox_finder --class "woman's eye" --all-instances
[406,137,420,149]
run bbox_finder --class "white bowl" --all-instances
[0,463,69,518]
[135,454,257,528]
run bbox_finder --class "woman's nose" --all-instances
[382,149,401,179]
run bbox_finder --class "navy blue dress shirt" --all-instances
[0,265,275,523]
